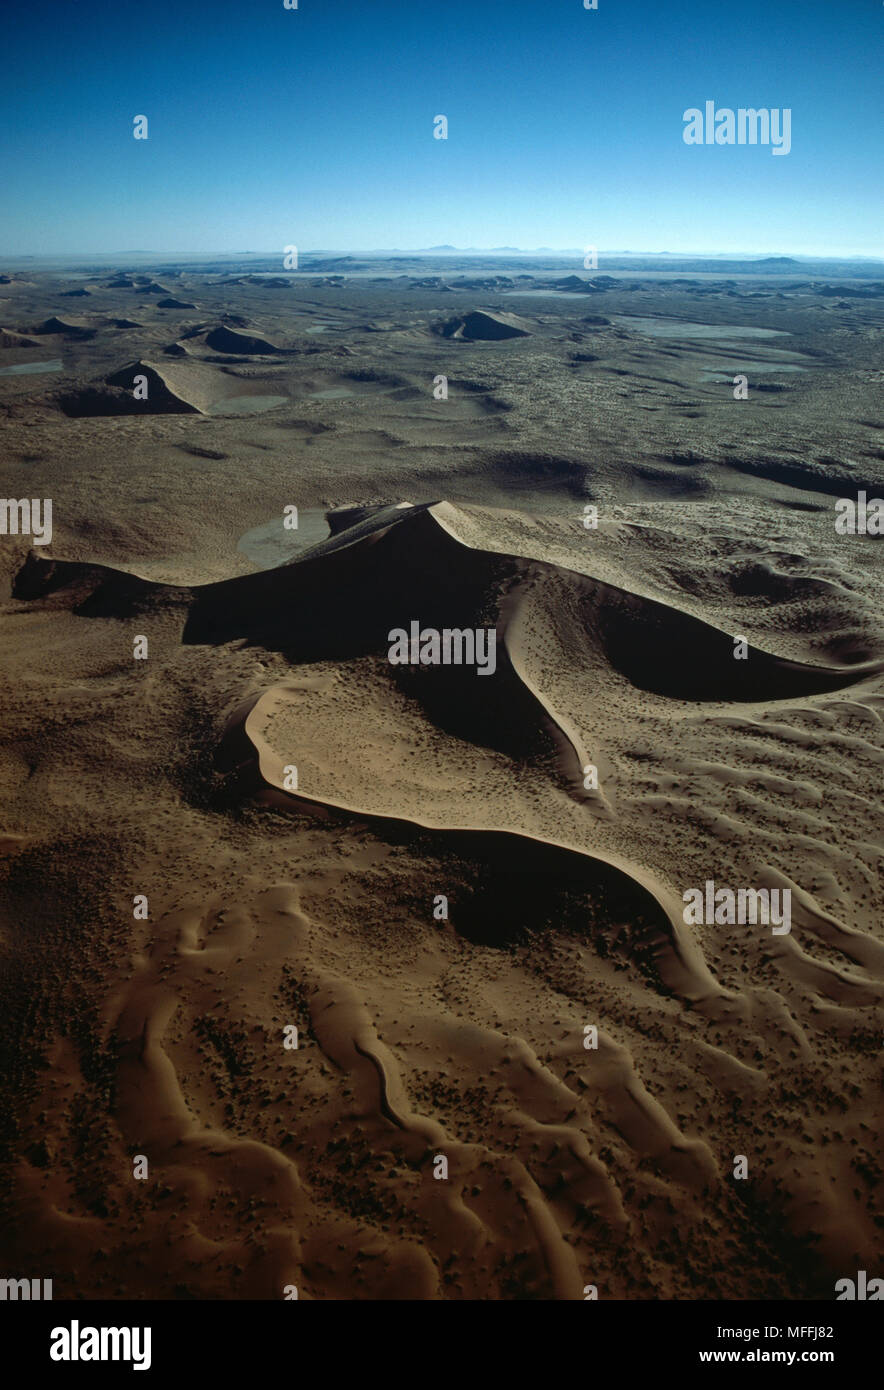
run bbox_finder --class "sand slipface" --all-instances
[33,315,95,337]
[56,356,291,418]
[438,309,532,340]
[106,360,202,410]
[203,325,284,354]
[0,328,40,348]
[1,257,883,1304]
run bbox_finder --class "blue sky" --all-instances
[1,0,881,256]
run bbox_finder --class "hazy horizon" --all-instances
[4,248,883,266]
[1,0,880,258]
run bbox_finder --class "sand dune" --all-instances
[552,275,601,292]
[0,327,39,348]
[203,325,284,354]
[33,315,95,337]
[55,356,288,417]
[439,309,532,340]
[57,361,197,416]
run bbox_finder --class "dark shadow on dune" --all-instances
[437,829,668,970]
[58,385,197,417]
[204,326,283,354]
[437,310,531,340]
[13,506,876,709]
[12,553,184,615]
[56,361,201,417]
[433,449,591,498]
[582,577,876,699]
[33,317,95,339]
[723,454,877,498]
[391,656,559,763]
[184,507,511,658]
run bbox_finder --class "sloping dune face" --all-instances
[0,328,40,348]
[3,500,882,1301]
[440,309,532,340]
[58,358,281,417]
[58,361,200,416]
[203,325,283,354]
[33,315,95,337]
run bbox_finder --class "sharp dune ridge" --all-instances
[15,500,878,688]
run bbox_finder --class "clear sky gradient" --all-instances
[1,0,881,257]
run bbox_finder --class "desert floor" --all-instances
[1,256,882,1298]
